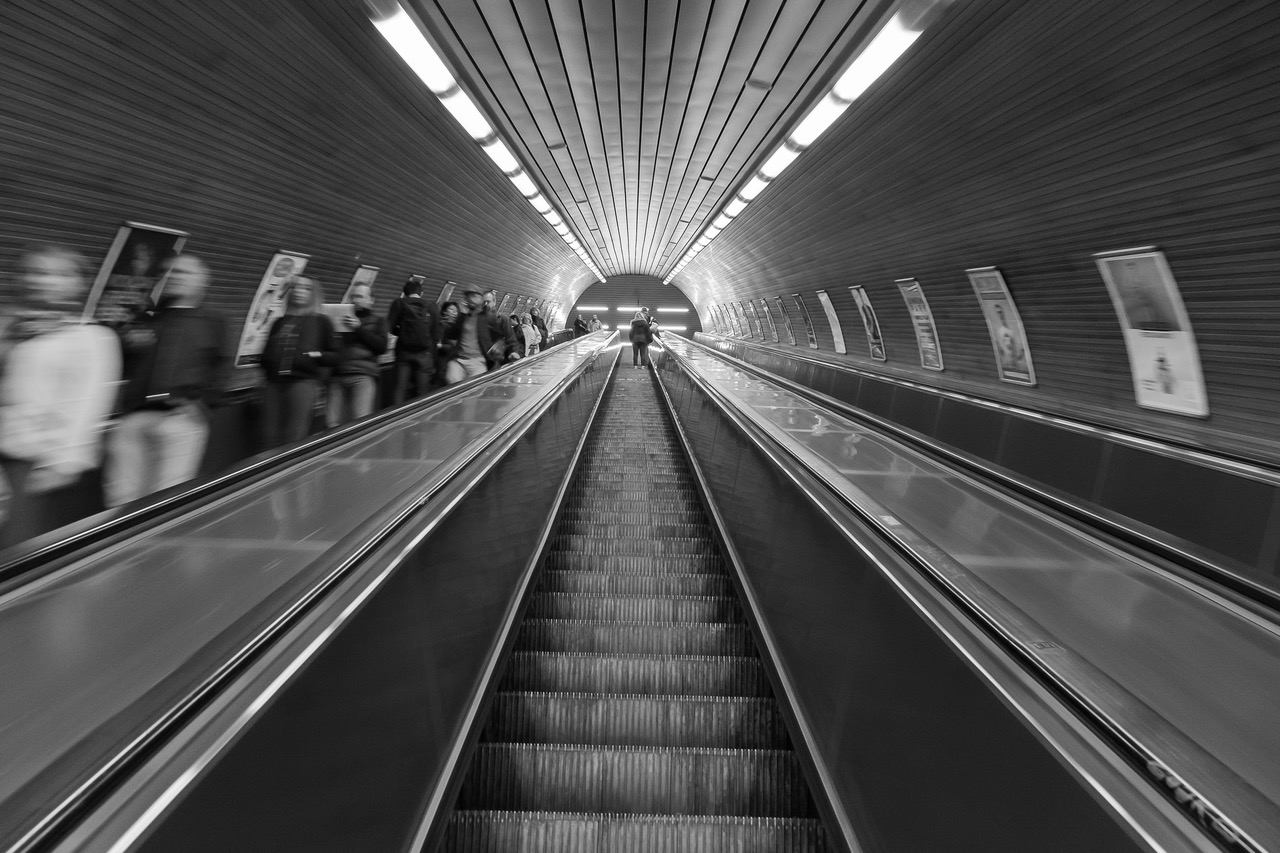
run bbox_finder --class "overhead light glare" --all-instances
[713,214,732,230]
[724,198,748,217]
[371,7,457,95]
[543,209,563,226]
[440,90,493,140]
[554,222,571,235]
[789,95,851,148]
[832,13,921,102]
[759,144,800,179]
[482,138,519,173]
[739,175,769,200]
[510,171,537,197]
[530,194,553,213]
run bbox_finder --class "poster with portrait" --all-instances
[743,301,763,339]
[896,279,943,370]
[815,290,847,354]
[966,267,1034,385]
[1095,248,1207,416]
[235,251,310,368]
[758,299,779,342]
[83,222,188,323]
[792,294,819,349]
[773,296,797,345]
[341,264,379,303]
[497,293,513,314]
[848,286,886,361]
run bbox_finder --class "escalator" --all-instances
[443,367,829,851]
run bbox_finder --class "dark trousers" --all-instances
[263,378,320,449]
[0,457,94,550]
[393,351,435,405]
[632,341,650,366]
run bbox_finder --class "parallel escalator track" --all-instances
[445,366,828,852]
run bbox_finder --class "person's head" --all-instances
[592,314,599,321]
[640,306,649,316]
[285,275,322,314]
[994,305,1006,323]
[464,289,484,312]
[441,301,460,323]
[128,242,157,277]
[161,253,210,308]
[402,278,423,297]
[634,310,646,321]
[483,289,497,311]
[530,306,541,318]
[349,282,374,311]
[18,244,87,309]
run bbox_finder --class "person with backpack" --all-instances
[388,277,440,404]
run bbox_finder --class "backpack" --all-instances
[394,297,432,351]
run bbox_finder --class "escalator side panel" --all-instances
[657,358,1148,853]
[124,357,613,853]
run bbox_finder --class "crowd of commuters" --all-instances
[0,245,549,551]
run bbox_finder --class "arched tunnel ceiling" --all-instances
[409,0,898,280]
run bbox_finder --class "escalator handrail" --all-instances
[5,333,619,853]
[656,341,1259,853]
[0,335,609,589]
[688,334,1280,618]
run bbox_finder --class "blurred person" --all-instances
[388,277,439,404]
[629,310,653,368]
[442,288,513,383]
[436,300,462,383]
[573,314,588,337]
[0,245,121,547]
[260,276,338,448]
[588,314,603,332]
[327,281,387,426]
[529,305,550,348]
[104,253,231,507]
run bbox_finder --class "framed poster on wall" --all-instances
[758,298,779,342]
[791,294,819,349]
[236,251,310,367]
[729,302,746,337]
[896,278,943,370]
[815,290,847,354]
[341,264,379,303]
[967,267,1034,385]
[848,286,886,361]
[436,280,456,306]
[743,301,763,339]
[773,296,797,345]
[83,221,188,323]
[1094,247,1207,417]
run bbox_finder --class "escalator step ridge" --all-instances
[527,593,742,623]
[543,553,724,574]
[516,619,755,656]
[549,536,716,556]
[539,571,733,597]
[499,652,771,697]
[444,810,827,853]
[482,692,789,749]
[457,744,816,817]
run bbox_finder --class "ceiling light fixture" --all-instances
[368,0,604,282]
[662,1,943,285]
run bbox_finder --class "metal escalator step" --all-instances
[483,693,789,749]
[500,652,771,697]
[558,510,705,525]
[543,553,723,574]
[527,593,741,624]
[539,571,732,598]
[552,522,709,540]
[516,620,755,656]
[443,810,828,853]
[457,744,816,817]
[550,536,715,556]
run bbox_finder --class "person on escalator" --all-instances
[629,310,653,368]
[260,276,339,448]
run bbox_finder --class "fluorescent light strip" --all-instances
[664,6,931,283]
[369,3,604,283]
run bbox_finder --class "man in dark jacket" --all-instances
[629,310,653,368]
[105,253,231,506]
[529,305,550,350]
[441,288,518,383]
[327,282,388,426]
[388,277,440,404]
[573,314,589,337]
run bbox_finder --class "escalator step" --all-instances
[457,744,816,817]
[550,536,715,556]
[528,593,741,623]
[483,693,789,749]
[552,522,710,539]
[558,510,705,525]
[543,553,724,574]
[563,496,704,513]
[539,571,733,598]
[517,620,754,656]
[499,652,771,697]
[444,810,827,853]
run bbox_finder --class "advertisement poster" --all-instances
[497,293,512,313]
[758,299,779,342]
[967,267,1034,385]
[896,279,943,370]
[743,301,763,339]
[849,285,886,361]
[436,281,456,305]
[728,303,745,337]
[1095,248,1207,416]
[773,296,797,345]
[792,294,819,349]
[235,251,310,368]
[815,290,847,354]
[709,305,726,335]
[83,222,188,323]
[341,264,379,303]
